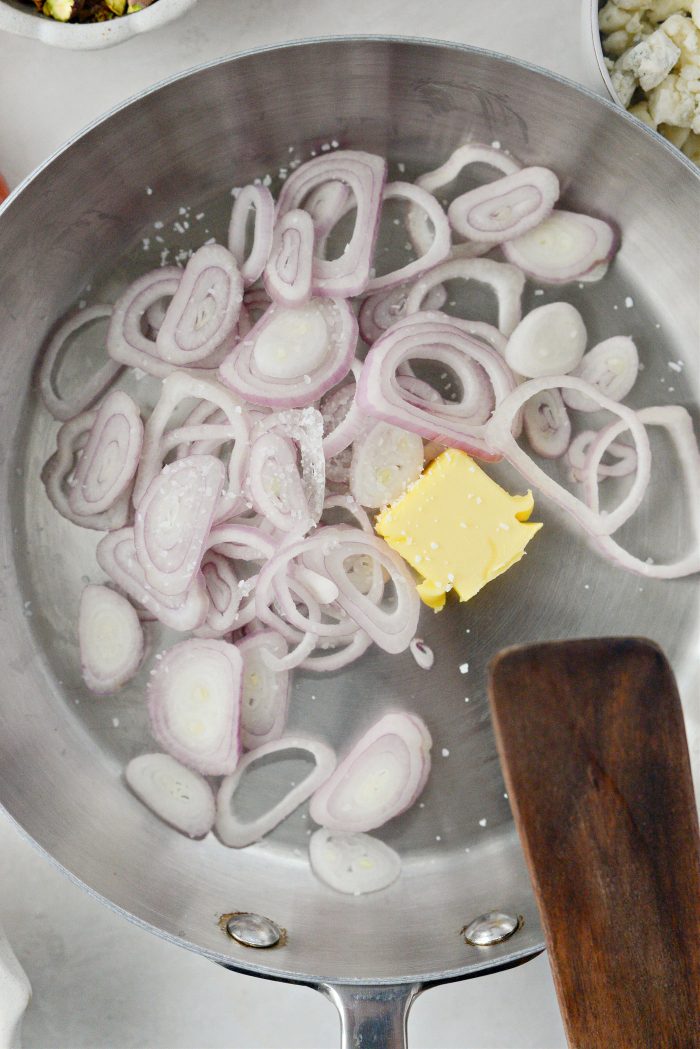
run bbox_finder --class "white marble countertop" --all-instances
[0,2,597,1045]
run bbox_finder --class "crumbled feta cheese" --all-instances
[629,99,658,124]
[616,0,652,11]
[682,129,700,159]
[649,0,692,23]
[626,10,654,42]
[600,1,633,33]
[648,73,696,125]
[620,30,681,89]
[601,0,700,153]
[678,58,700,82]
[612,62,638,104]
[604,29,634,56]
[659,121,692,144]
[661,12,700,60]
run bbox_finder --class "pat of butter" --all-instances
[375,449,542,611]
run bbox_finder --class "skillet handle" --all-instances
[319,982,421,1049]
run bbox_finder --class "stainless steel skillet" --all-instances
[0,37,698,1048]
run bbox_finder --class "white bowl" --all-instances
[0,0,198,49]
[581,0,620,104]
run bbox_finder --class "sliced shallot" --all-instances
[243,285,272,320]
[415,143,521,196]
[396,375,445,407]
[505,302,587,378]
[216,735,337,847]
[79,584,144,694]
[358,282,447,345]
[107,267,183,377]
[409,142,520,256]
[134,370,249,520]
[366,181,450,292]
[195,552,242,638]
[41,411,132,531]
[350,421,424,508]
[264,208,314,306]
[205,522,277,630]
[156,244,243,365]
[319,363,367,461]
[448,166,560,244]
[357,311,515,461]
[405,257,525,337]
[219,297,356,408]
[563,336,639,412]
[304,179,353,245]
[125,753,215,839]
[409,638,434,670]
[238,631,290,751]
[253,407,326,524]
[299,629,373,673]
[39,305,121,422]
[321,493,375,533]
[441,316,508,357]
[254,537,357,644]
[522,388,572,459]
[135,455,224,597]
[145,296,168,335]
[309,828,401,895]
[309,712,432,833]
[567,430,637,483]
[276,150,387,297]
[247,431,313,534]
[486,375,651,536]
[69,390,143,517]
[321,531,421,654]
[585,406,700,578]
[148,638,242,776]
[502,209,618,284]
[96,528,209,632]
[228,183,275,285]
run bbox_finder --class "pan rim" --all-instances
[1,34,697,989]
[1,798,543,985]
[0,33,697,223]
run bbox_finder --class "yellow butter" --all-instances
[375,448,542,610]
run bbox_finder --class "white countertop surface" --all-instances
[0,2,595,1045]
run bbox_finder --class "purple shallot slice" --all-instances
[216,735,337,847]
[309,712,432,833]
[148,638,243,776]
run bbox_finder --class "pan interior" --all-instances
[2,40,699,985]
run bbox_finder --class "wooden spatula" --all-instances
[488,637,700,1049]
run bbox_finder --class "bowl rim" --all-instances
[0,0,198,49]
[3,32,694,214]
[585,0,625,106]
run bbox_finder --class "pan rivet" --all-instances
[463,911,521,947]
[225,912,282,948]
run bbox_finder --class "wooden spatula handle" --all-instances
[488,637,700,1049]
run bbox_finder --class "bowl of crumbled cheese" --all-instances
[586,0,700,166]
